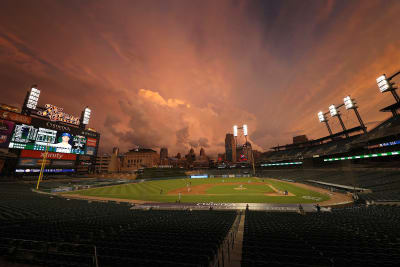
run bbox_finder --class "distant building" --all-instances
[121,148,159,172]
[95,154,111,173]
[94,147,121,173]
[236,142,253,162]
[199,147,208,160]
[185,148,196,163]
[160,147,168,165]
[217,153,225,162]
[194,147,209,168]
[225,133,236,162]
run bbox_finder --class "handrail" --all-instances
[212,210,242,267]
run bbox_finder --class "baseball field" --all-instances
[65,177,331,204]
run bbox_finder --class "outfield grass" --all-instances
[66,177,330,203]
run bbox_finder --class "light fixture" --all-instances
[26,86,40,109]
[376,74,391,93]
[318,111,326,122]
[82,107,91,125]
[343,96,355,109]
[233,125,238,137]
[329,104,338,117]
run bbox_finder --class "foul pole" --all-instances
[36,139,50,190]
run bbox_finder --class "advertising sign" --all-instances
[18,158,51,167]
[86,138,97,147]
[0,119,15,148]
[52,160,75,167]
[36,104,80,125]
[20,150,77,160]
[190,174,208,178]
[9,124,88,155]
[85,146,96,155]
[31,117,99,138]
[15,168,75,173]
[0,110,31,124]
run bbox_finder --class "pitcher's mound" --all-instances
[234,187,247,190]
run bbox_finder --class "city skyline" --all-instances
[1,0,400,155]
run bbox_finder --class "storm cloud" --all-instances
[1,0,400,156]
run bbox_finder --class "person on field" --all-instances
[160,189,163,194]
[298,204,305,215]
[315,204,321,212]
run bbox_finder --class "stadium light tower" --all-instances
[232,124,255,175]
[376,72,400,103]
[80,106,92,129]
[22,85,41,115]
[243,124,248,142]
[318,111,333,136]
[343,96,366,133]
[329,104,349,138]
[233,125,238,137]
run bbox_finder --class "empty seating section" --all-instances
[242,207,400,266]
[0,184,236,266]
[259,169,400,201]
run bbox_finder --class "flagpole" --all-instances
[36,138,50,190]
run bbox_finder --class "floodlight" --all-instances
[233,125,238,137]
[343,96,355,109]
[318,111,326,122]
[329,105,338,117]
[26,86,40,109]
[243,124,248,136]
[376,74,391,93]
[82,107,91,125]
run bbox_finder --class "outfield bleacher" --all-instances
[259,169,400,202]
[0,183,236,266]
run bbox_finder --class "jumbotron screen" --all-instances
[8,123,96,155]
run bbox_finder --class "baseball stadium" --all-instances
[2,1,400,267]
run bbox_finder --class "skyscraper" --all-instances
[160,147,168,165]
[200,147,205,157]
[225,133,236,162]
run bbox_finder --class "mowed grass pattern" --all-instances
[67,178,330,203]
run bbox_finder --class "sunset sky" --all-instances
[1,0,400,156]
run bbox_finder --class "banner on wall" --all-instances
[0,119,15,148]
[0,110,31,124]
[20,150,77,160]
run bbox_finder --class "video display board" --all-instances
[0,119,15,148]
[9,123,93,155]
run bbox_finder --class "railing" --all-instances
[212,210,242,267]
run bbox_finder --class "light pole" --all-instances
[329,104,349,138]
[232,124,255,175]
[343,96,367,133]
[22,85,40,115]
[318,111,333,136]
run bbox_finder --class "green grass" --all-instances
[65,177,330,203]
[206,184,275,194]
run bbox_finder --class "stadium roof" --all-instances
[380,102,400,113]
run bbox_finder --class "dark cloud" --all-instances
[176,127,189,145]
